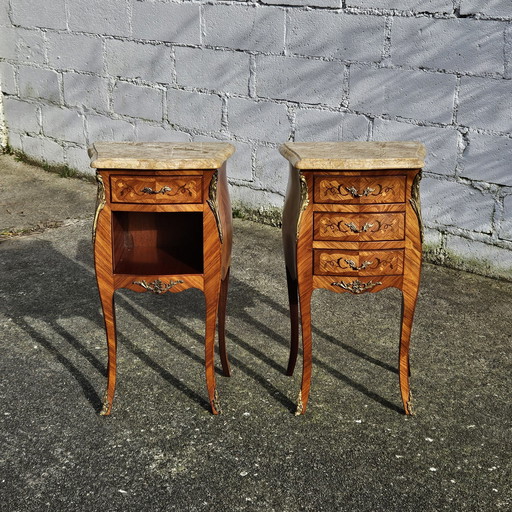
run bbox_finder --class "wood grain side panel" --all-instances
[399,169,423,414]
[93,170,117,415]
[203,169,223,414]
[295,171,315,415]
[282,164,303,280]
[217,163,233,279]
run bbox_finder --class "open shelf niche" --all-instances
[112,211,204,275]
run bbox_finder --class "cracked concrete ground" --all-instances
[0,153,511,511]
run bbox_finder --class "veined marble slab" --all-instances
[279,141,426,170]
[89,142,236,169]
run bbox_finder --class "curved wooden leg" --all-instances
[286,267,299,376]
[218,267,231,377]
[399,286,419,415]
[205,277,222,415]
[296,286,313,415]
[98,286,117,416]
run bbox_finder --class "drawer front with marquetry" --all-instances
[313,212,405,241]
[110,175,203,204]
[314,175,406,204]
[314,249,404,276]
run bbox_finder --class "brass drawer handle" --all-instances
[141,186,172,195]
[331,279,382,294]
[345,185,376,198]
[133,279,183,294]
[343,259,374,271]
[345,221,375,233]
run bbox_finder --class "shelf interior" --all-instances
[112,211,203,275]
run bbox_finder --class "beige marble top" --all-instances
[279,141,426,170]
[89,142,236,169]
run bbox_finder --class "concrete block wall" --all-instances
[1,0,511,277]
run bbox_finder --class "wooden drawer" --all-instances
[313,212,405,241]
[110,175,202,204]
[314,175,406,204]
[314,249,403,276]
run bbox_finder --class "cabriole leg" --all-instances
[286,267,299,376]
[204,276,222,414]
[296,286,313,415]
[98,286,117,416]
[399,285,419,415]
[218,267,231,377]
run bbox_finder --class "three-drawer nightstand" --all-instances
[90,142,235,415]
[280,141,426,415]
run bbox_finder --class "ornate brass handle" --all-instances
[141,186,172,195]
[345,221,374,233]
[133,279,183,294]
[343,259,374,271]
[345,186,376,198]
[331,279,382,294]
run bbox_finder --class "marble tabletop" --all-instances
[89,142,236,169]
[279,141,426,170]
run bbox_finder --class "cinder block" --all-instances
[167,89,222,132]
[135,122,191,143]
[21,134,65,165]
[346,0,453,11]
[3,97,40,133]
[460,133,512,187]
[132,2,200,44]
[7,132,23,151]
[227,141,253,182]
[16,28,45,65]
[68,0,130,37]
[256,55,344,107]
[295,109,369,141]
[349,65,456,124]
[47,33,104,74]
[203,4,285,53]
[11,0,66,30]
[113,81,164,122]
[63,73,109,113]
[392,18,504,74]
[41,105,85,144]
[0,27,17,59]
[446,235,512,274]
[423,227,443,249]
[228,98,290,143]
[373,119,458,176]
[0,62,16,94]
[422,177,495,233]
[0,3,11,26]
[86,114,136,144]
[287,11,385,62]
[175,47,250,96]
[501,195,512,241]
[254,145,288,195]
[65,145,92,175]
[106,39,172,84]
[507,25,512,79]
[460,0,512,17]
[229,183,284,209]
[263,0,340,6]
[18,66,61,103]
[458,76,512,132]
